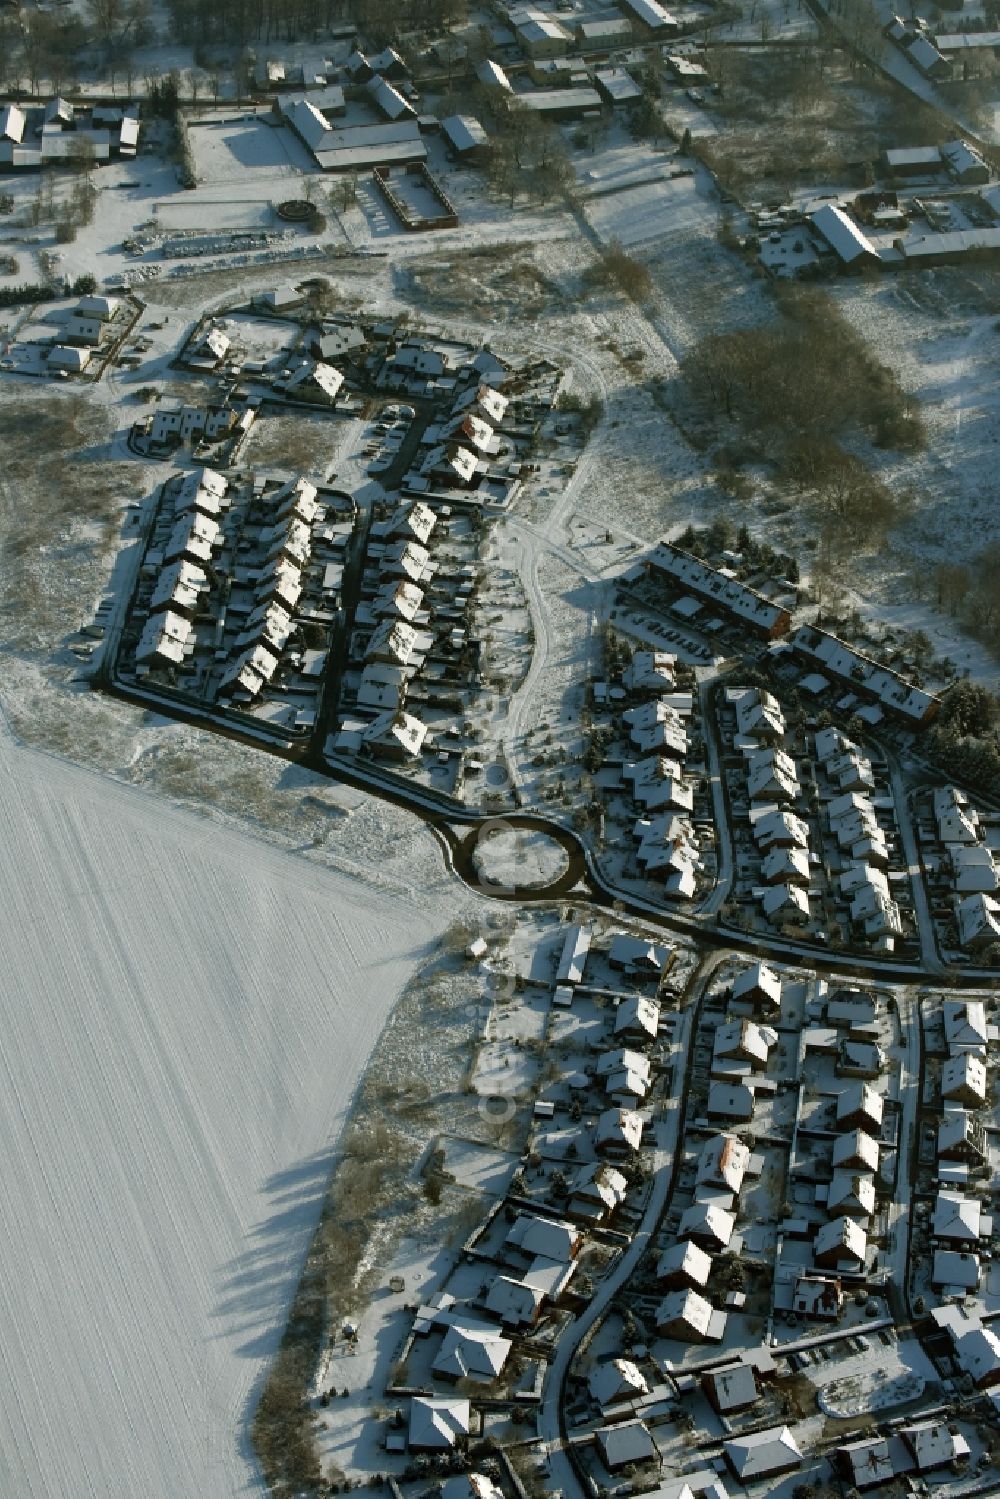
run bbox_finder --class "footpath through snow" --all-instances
[0,730,448,1499]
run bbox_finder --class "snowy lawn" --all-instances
[0,731,447,1499]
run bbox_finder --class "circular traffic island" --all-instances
[469,826,570,893]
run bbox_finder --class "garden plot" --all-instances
[200,309,301,361]
[242,407,354,480]
[584,171,712,253]
[813,1339,935,1417]
[471,988,551,1100]
[0,728,447,1499]
[439,1137,521,1196]
[311,1226,471,1483]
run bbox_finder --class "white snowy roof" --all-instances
[614,993,660,1038]
[678,1200,735,1248]
[732,961,782,1006]
[954,1324,1000,1386]
[647,540,790,633]
[697,1133,750,1195]
[942,1051,988,1102]
[810,203,877,263]
[837,1080,883,1127]
[441,114,488,154]
[656,1238,712,1286]
[408,1395,470,1450]
[933,1189,982,1242]
[833,1129,880,1173]
[942,999,989,1051]
[148,559,209,616]
[432,1323,511,1382]
[814,1215,867,1264]
[956,892,1000,948]
[596,1108,643,1152]
[506,1213,579,1262]
[827,1170,876,1217]
[589,1358,648,1406]
[656,1287,714,1337]
[135,610,191,665]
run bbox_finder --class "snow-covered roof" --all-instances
[678,1200,735,1249]
[938,1109,987,1160]
[367,75,415,121]
[620,0,677,27]
[697,1133,750,1195]
[135,610,192,665]
[149,560,208,615]
[833,1129,880,1173]
[614,993,660,1039]
[432,1323,511,1382]
[932,1248,980,1289]
[761,844,810,884]
[408,1395,470,1450]
[942,1051,988,1102]
[791,624,939,722]
[942,999,989,1052]
[646,540,791,634]
[484,1274,544,1325]
[901,1420,972,1472]
[656,1287,715,1338]
[761,882,809,922]
[814,1215,867,1265]
[837,1080,883,1128]
[732,961,782,1008]
[506,1213,579,1262]
[589,1358,648,1407]
[366,617,418,666]
[286,360,343,402]
[609,934,670,971]
[596,1107,643,1152]
[705,1361,758,1413]
[810,203,877,264]
[707,1080,755,1121]
[596,1419,656,1470]
[713,1018,775,1067]
[556,923,590,985]
[933,1189,982,1242]
[827,1170,876,1217]
[906,32,949,72]
[956,892,1000,949]
[361,709,427,758]
[656,1238,711,1286]
[476,59,513,91]
[0,104,25,143]
[954,1324,1000,1386]
[441,114,488,154]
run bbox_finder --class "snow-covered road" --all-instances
[0,730,446,1498]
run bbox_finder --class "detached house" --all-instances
[595,1107,644,1158]
[732,961,782,1014]
[942,1053,988,1108]
[814,1215,867,1271]
[655,1288,724,1343]
[361,710,428,760]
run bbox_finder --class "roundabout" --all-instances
[454,819,584,899]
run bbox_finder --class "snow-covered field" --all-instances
[0,726,448,1499]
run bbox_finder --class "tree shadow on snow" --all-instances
[213,1145,334,1359]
